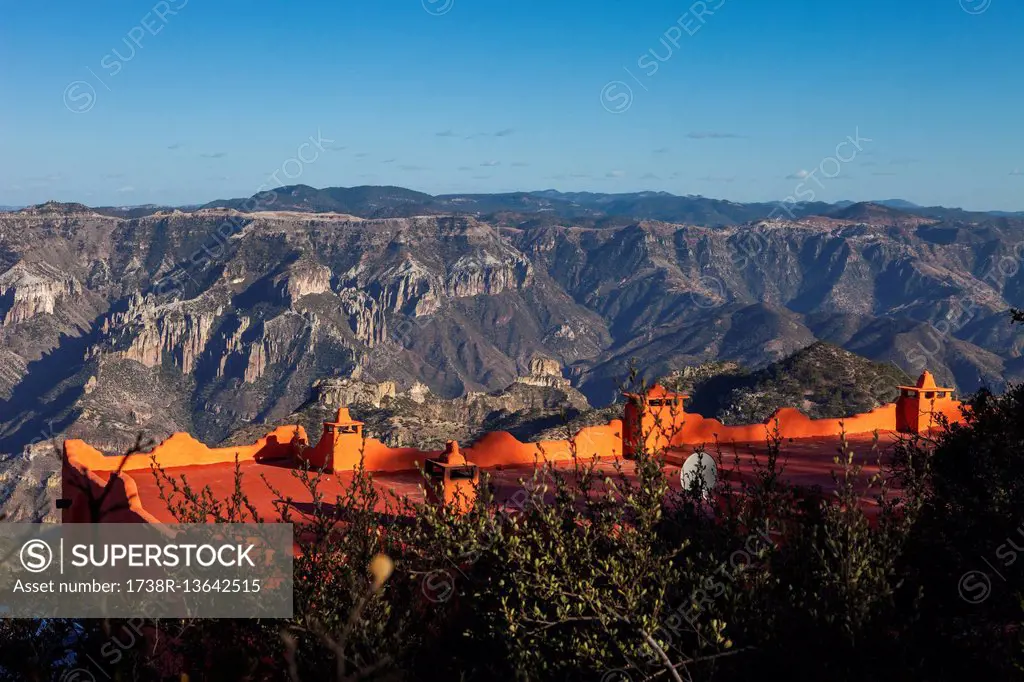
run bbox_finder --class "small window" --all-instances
[936,391,945,398]
[924,392,935,399]
[649,399,663,407]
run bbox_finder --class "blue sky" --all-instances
[1,0,1022,210]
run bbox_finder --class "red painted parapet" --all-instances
[62,369,965,497]
[61,425,308,523]
[296,407,625,474]
[62,449,159,523]
[63,425,309,473]
[622,371,965,457]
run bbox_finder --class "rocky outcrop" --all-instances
[312,377,397,408]
[0,261,82,325]
[102,294,222,374]
[378,257,440,316]
[275,259,332,305]
[218,316,252,377]
[516,356,569,389]
[238,314,314,384]
[444,253,533,299]
[280,361,592,449]
[407,381,431,404]
[338,289,386,347]
[244,342,270,383]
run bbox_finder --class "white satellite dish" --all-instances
[680,450,717,499]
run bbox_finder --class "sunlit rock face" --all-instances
[0,201,1020,466]
[0,262,82,326]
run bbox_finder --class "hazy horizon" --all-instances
[4,185,1020,216]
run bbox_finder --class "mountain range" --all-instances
[71,186,1024,224]
[0,187,1021,466]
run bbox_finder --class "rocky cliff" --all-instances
[225,356,590,450]
[0,200,1020,461]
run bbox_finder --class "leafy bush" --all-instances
[5,375,1024,680]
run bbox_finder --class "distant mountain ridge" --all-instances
[12,187,1021,224]
[9,186,994,225]
[199,186,1023,225]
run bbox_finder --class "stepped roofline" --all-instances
[61,366,970,525]
[898,370,954,393]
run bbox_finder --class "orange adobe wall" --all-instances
[63,425,309,473]
[61,424,307,522]
[61,369,965,523]
[626,401,900,455]
[299,408,623,473]
[62,454,159,523]
[622,371,965,457]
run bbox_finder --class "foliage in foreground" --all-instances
[2,381,1024,681]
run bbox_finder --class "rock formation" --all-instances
[0,261,82,326]
[0,201,1020,464]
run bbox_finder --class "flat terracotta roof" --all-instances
[119,433,899,523]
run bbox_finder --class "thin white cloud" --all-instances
[116,186,135,193]
[606,170,626,178]
[786,170,810,180]
[480,160,501,167]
